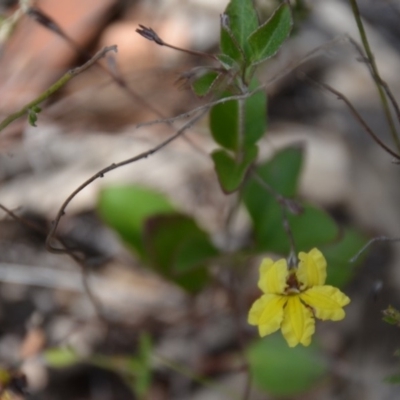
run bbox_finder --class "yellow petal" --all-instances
[258,258,288,294]
[297,248,327,289]
[300,285,350,321]
[248,294,287,337]
[281,295,315,347]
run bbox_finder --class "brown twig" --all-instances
[45,109,208,254]
[348,0,400,152]
[136,25,218,61]
[347,36,400,132]
[301,74,400,161]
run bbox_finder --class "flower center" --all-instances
[285,270,302,295]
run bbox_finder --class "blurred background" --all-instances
[1,0,400,399]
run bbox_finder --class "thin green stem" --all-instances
[0,45,117,133]
[349,0,400,152]
[0,74,71,132]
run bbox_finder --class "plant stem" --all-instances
[349,0,400,152]
[0,45,117,133]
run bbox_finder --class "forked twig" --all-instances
[349,0,400,152]
[302,74,400,161]
[347,36,400,134]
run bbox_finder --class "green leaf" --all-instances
[217,53,238,71]
[244,80,267,147]
[45,348,79,367]
[322,228,368,288]
[192,71,220,97]
[210,81,266,152]
[259,203,339,254]
[382,306,400,327]
[288,205,339,252]
[210,96,239,151]
[247,335,328,396]
[97,185,174,257]
[248,3,292,65]
[244,146,339,253]
[385,374,400,384]
[220,18,244,65]
[143,214,218,292]
[244,146,303,224]
[28,109,38,127]
[174,236,217,274]
[212,145,258,193]
[28,105,42,127]
[221,0,259,62]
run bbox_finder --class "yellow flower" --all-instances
[248,248,350,347]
